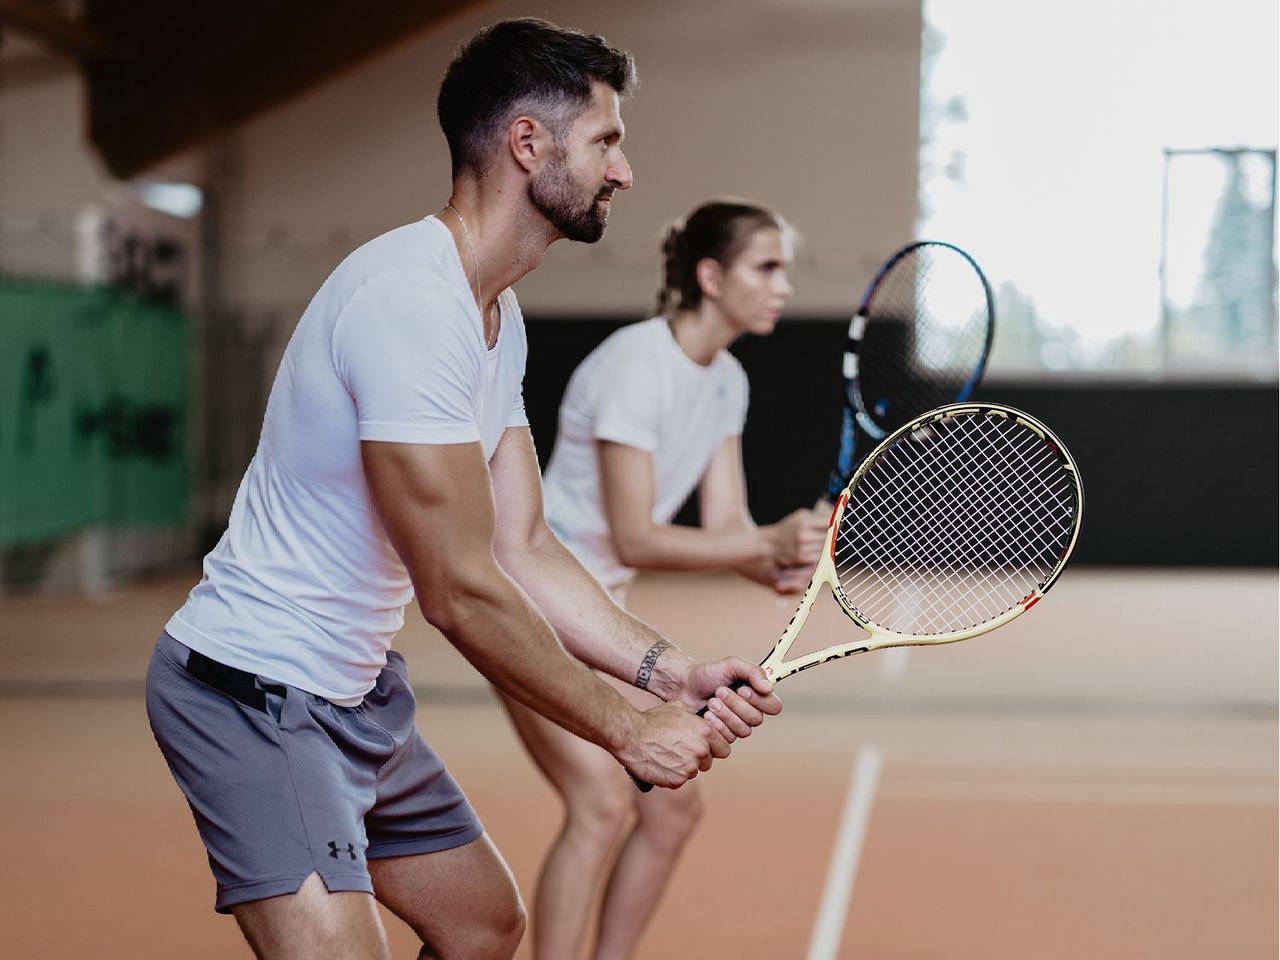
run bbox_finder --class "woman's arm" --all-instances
[600,435,827,573]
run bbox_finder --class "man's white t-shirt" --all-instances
[542,317,749,589]
[167,216,528,705]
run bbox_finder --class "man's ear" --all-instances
[509,116,553,174]
[696,257,723,300]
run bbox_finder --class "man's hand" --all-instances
[614,701,731,789]
[675,657,782,737]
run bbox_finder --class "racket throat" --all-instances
[760,575,869,684]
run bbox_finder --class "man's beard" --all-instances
[529,154,611,243]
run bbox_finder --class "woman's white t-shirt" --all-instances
[542,317,749,589]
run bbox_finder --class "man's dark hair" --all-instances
[437,18,637,176]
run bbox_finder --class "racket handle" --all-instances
[824,404,859,502]
[628,681,753,793]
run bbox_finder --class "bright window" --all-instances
[919,0,1279,377]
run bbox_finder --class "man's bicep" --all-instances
[360,439,497,596]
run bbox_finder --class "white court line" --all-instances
[878,646,910,682]
[805,745,883,960]
[878,581,921,682]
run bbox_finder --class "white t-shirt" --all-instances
[542,317,749,589]
[167,216,528,704]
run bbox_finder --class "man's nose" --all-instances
[608,151,634,191]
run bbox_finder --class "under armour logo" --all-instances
[328,841,357,861]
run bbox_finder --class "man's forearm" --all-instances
[421,564,642,751]
[496,525,694,704]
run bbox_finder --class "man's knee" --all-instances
[426,889,525,960]
[474,896,526,960]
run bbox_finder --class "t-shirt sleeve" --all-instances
[591,354,662,452]
[331,271,485,444]
[504,295,530,429]
[507,384,529,429]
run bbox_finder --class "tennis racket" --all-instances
[823,241,995,504]
[634,401,1081,792]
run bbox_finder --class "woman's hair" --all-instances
[655,199,787,316]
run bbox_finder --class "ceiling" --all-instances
[0,0,481,177]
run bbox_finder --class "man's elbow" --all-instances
[414,568,499,636]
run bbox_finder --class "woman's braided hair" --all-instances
[655,199,786,316]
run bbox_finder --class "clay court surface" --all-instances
[2,567,1275,958]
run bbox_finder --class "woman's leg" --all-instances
[590,676,705,960]
[499,690,634,960]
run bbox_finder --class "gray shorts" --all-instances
[146,631,483,913]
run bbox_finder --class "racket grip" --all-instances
[628,681,754,793]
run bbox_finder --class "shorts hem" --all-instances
[214,872,374,915]
[366,822,484,861]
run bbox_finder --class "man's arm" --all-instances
[487,428,781,731]
[361,437,730,787]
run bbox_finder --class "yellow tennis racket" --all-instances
[635,401,1083,791]
[760,401,1082,687]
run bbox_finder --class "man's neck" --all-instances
[440,179,560,311]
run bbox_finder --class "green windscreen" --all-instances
[0,280,188,545]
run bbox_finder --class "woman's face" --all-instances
[711,227,794,335]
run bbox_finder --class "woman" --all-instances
[500,199,828,960]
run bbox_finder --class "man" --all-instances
[146,18,781,960]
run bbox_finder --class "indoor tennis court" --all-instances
[2,1,1276,958]
[2,568,1275,957]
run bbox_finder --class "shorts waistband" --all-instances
[158,631,284,714]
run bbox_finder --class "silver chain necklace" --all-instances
[447,202,495,347]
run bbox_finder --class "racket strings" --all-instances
[833,412,1077,636]
[863,427,1072,621]
[884,420,1074,571]
[840,421,1074,631]
[861,247,991,431]
[851,422,1073,618]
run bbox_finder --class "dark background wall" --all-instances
[524,318,1279,567]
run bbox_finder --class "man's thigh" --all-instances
[232,872,390,960]
[370,832,525,958]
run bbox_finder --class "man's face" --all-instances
[528,80,633,242]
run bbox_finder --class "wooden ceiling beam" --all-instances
[85,0,478,178]
[0,0,127,62]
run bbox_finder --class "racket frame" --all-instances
[825,241,995,502]
[765,402,1082,685]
